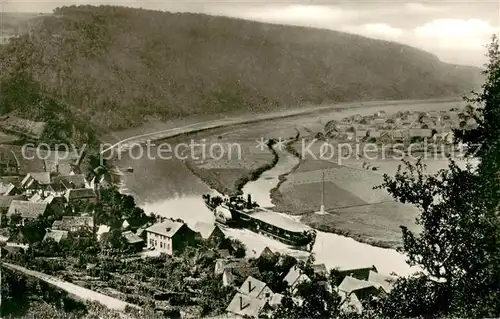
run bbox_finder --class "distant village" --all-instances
[0,153,395,317]
[319,105,477,146]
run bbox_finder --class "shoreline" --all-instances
[269,129,303,210]
[183,140,280,196]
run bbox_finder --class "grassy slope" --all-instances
[0,5,482,135]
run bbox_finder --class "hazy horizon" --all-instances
[2,1,499,67]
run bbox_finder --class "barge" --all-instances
[203,194,316,251]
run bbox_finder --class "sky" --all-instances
[2,1,499,66]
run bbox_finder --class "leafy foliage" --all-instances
[377,36,500,318]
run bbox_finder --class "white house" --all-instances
[145,220,196,256]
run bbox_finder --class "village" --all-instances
[318,106,476,148]
[0,150,397,318]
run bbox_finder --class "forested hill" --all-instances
[0,5,483,132]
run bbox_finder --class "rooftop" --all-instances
[29,193,42,203]
[146,220,185,238]
[0,195,24,208]
[283,265,302,287]
[244,208,309,233]
[193,222,217,239]
[226,293,267,318]
[0,176,20,187]
[312,263,328,276]
[122,230,144,244]
[339,290,363,314]
[239,276,268,299]
[53,174,86,189]
[225,266,260,281]
[22,172,51,186]
[338,276,380,294]
[368,270,395,293]
[65,188,96,200]
[52,216,94,230]
[7,200,48,219]
[269,293,284,308]
[43,229,68,243]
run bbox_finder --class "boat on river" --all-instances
[202,194,317,251]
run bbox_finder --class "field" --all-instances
[182,117,318,195]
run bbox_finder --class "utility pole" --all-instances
[319,170,325,214]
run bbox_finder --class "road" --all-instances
[2,262,139,311]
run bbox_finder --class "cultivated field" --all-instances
[183,118,315,195]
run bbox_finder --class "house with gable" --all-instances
[64,188,97,204]
[339,290,364,315]
[368,270,395,294]
[239,276,274,301]
[6,228,37,249]
[223,263,260,287]
[52,216,94,232]
[49,174,87,195]
[43,229,68,243]
[338,276,384,302]
[7,200,49,224]
[193,222,225,244]
[258,247,277,260]
[0,195,25,214]
[312,263,328,278]
[283,264,311,292]
[122,230,145,252]
[226,292,268,318]
[332,265,378,285]
[145,220,196,256]
[378,131,393,144]
[0,176,20,193]
[21,172,51,195]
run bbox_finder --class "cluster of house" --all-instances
[0,151,231,256]
[322,107,476,144]
[218,248,395,318]
[0,165,111,247]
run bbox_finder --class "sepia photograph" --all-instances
[0,1,498,318]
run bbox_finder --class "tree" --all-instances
[1,211,8,227]
[229,239,246,258]
[377,36,500,317]
[273,279,342,319]
[9,212,22,228]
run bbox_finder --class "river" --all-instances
[114,100,467,276]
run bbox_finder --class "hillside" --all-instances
[0,5,483,135]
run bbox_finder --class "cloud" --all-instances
[414,18,497,38]
[410,19,498,66]
[404,2,442,13]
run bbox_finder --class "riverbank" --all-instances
[184,139,280,196]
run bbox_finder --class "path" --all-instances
[2,262,139,311]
